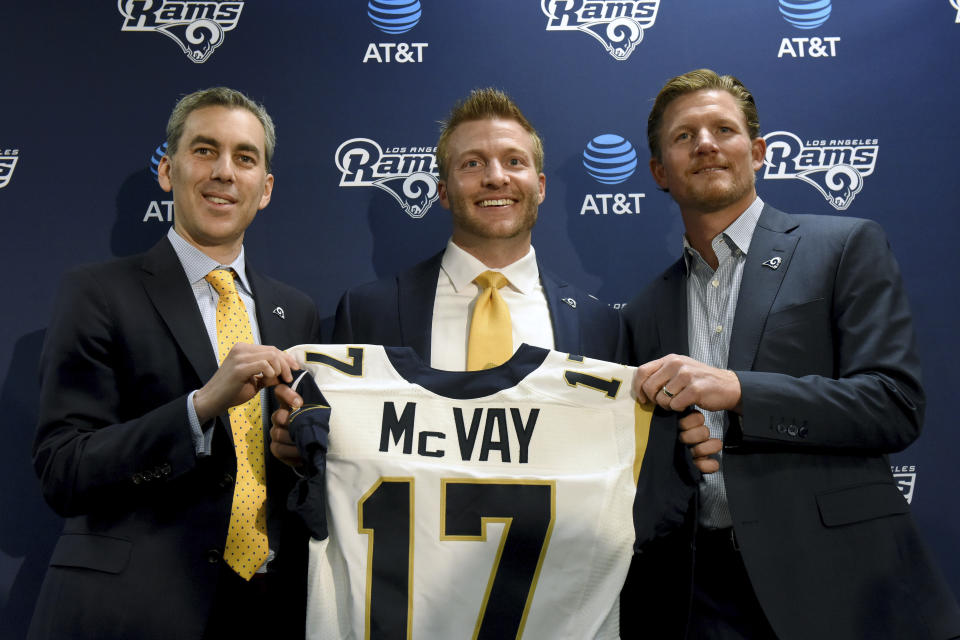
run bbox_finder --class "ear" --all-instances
[157,156,173,193]
[649,157,668,190]
[438,179,450,211]
[537,172,546,204]
[751,136,767,172]
[258,173,274,210]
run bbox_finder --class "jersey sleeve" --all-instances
[286,369,332,540]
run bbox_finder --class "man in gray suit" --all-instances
[623,68,960,639]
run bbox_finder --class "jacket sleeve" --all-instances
[32,268,202,517]
[733,219,924,453]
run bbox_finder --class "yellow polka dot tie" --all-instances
[467,271,513,371]
[205,269,269,581]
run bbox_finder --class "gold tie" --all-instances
[467,271,513,371]
[205,269,269,581]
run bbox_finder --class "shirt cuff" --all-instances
[187,390,214,456]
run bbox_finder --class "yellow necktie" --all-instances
[467,271,513,371]
[205,269,269,581]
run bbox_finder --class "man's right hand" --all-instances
[193,343,297,423]
[679,411,722,474]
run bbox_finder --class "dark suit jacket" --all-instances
[29,237,321,640]
[623,205,960,639]
[332,250,623,362]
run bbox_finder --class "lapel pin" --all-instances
[272,306,286,320]
[562,297,577,309]
[762,257,782,270]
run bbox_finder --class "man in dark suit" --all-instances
[624,68,960,639]
[330,87,622,365]
[29,87,319,639]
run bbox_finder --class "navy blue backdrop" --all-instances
[2,1,958,635]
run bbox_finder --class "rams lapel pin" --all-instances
[272,306,286,319]
[761,257,782,270]
[562,297,577,309]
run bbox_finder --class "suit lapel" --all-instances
[248,268,288,348]
[140,238,218,385]
[657,259,689,357]
[728,205,799,371]
[398,252,442,361]
[540,265,580,354]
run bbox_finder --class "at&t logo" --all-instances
[118,1,242,63]
[144,141,173,222]
[776,0,841,58]
[336,138,439,219]
[541,0,660,61]
[763,131,878,211]
[364,0,428,63]
[580,134,645,215]
[892,464,917,503]
[0,148,19,189]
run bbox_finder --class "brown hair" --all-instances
[648,69,759,161]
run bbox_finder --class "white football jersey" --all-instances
[286,343,658,640]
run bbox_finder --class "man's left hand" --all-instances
[634,354,742,413]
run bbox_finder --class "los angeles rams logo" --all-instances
[0,152,18,190]
[117,0,243,63]
[541,0,660,61]
[335,138,439,219]
[763,131,878,211]
[892,465,918,504]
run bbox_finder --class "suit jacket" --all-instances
[29,237,321,640]
[623,205,960,639]
[331,250,623,362]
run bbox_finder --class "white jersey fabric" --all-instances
[286,343,655,640]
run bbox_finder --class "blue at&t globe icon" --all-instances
[582,134,638,185]
[368,0,422,34]
[778,0,831,29]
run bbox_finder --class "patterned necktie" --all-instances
[467,270,513,371]
[205,268,269,580]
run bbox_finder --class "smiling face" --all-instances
[439,118,545,262]
[650,89,765,220]
[158,105,274,263]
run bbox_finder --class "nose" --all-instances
[210,154,236,182]
[694,129,719,154]
[482,159,509,187]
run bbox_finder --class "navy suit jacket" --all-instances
[29,237,321,640]
[332,250,623,363]
[623,205,960,639]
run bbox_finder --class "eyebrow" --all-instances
[188,135,261,158]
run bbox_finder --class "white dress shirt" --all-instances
[429,239,554,371]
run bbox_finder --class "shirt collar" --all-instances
[166,227,252,295]
[440,239,540,294]
[682,196,764,274]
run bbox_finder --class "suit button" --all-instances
[132,473,144,485]
[787,424,798,437]
[776,423,786,434]
[219,473,234,488]
[206,549,221,564]
[798,426,808,438]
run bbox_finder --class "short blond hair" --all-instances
[436,88,544,179]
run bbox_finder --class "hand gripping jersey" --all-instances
[286,343,663,640]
